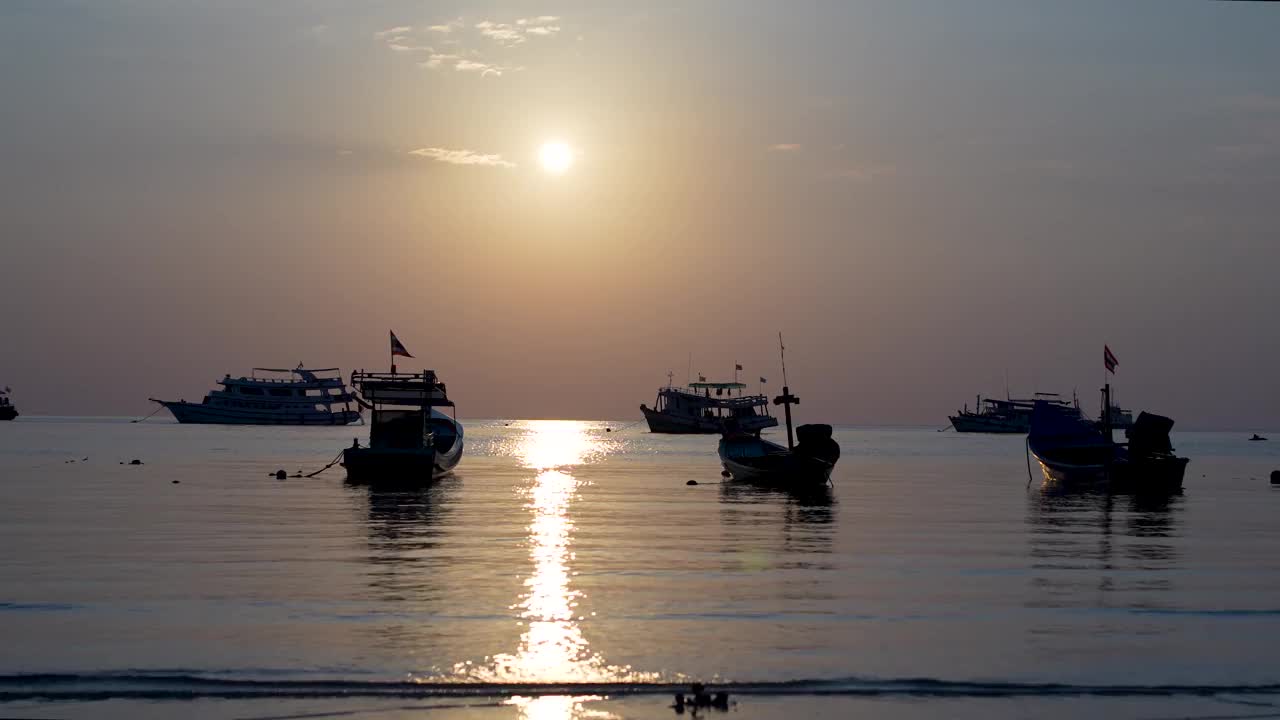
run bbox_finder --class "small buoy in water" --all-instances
[605,427,612,432]
[129,459,143,465]
[1271,470,1280,485]
[171,480,179,484]
[686,480,697,486]
[275,470,287,480]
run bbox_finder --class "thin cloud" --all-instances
[389,39,432,52]
[375,25,412,38]
[475,17,561,45]
[428,18,463,33]
[409,147,516,168]
[827,164,898,183]
[420,54,511,76]
[380,16,561,76]
[769,143,802,152]
[475,20,525,45]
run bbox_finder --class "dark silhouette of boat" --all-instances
[719,422,839,486]
[1027,384,1187,492]
[641,374,777,434]
[716,335,839,487]
[1249,434,1267,442]
[950,392,1134,433]
[0,386,16,421]
[342,369,463,484]
[149,366,360,425]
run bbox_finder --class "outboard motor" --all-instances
[795,424,840,463]
[1128,412,1175,459]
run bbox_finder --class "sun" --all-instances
[539,141,574,175]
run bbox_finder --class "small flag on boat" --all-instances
[735,363,743,371]
[698,374,706,382]
[390,331,414,359]
[1104,345,1118,373]
[759,377,767,384]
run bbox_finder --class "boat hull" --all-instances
[642,406,777,434]
[342,446,450,483]
[949,414,1027,433]
[1029,443,1188,492]
[343,410,464,485]
[156,401,361,426]
[717,435,835,487]
[0,407,16,421]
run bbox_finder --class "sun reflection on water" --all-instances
[457,421,656,718]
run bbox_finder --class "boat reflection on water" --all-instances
[345,477,457,649]
[458,421,657,719]
[1026,485,1184,642]
[719,482,836,564]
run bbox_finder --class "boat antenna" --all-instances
[773,332,799,450]
[666,370,675,388]
[687,352,692,386]
[779,332,789,388]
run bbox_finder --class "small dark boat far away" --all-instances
[0,386,16,421]
[717,335,840,487]
[1249,434,1267,442]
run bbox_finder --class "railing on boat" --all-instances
[350,370,454,408]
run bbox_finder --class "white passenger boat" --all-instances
[149,366,360,425]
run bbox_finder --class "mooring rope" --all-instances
[131,404,166,423]
[303,449,346,478]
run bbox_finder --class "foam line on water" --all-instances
[4,674,1280,701]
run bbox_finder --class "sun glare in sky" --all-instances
[538,141,574,175]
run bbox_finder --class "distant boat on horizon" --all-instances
[149,365,361,425]
[949,392,1135,434]
[0,386,17,421]
[641,374,778,434]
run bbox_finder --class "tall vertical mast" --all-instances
[1101,382,1112,440]
[773,332,799,450]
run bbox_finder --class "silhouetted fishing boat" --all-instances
[1027,383,1187,491]
[342,366,463,484]
[641,371,777,434]
[0,386,17,421]
[150,366,360,425]
[950,393,1073,433]
[950,392,1134,433]
[717,335,839,487]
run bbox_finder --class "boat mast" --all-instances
[1101,382,1112,440]
[773,332,799,450]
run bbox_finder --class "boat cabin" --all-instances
[651,382,771,422]
[351,370,459,455]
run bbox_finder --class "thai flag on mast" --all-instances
[1104,345,1118,374]
[390,331,414,359]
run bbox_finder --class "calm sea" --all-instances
[2,417,1280,719]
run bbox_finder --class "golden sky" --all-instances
[2,1,1279,427]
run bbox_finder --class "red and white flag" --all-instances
[1104,345,1118,374]
[390,331,414,359]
